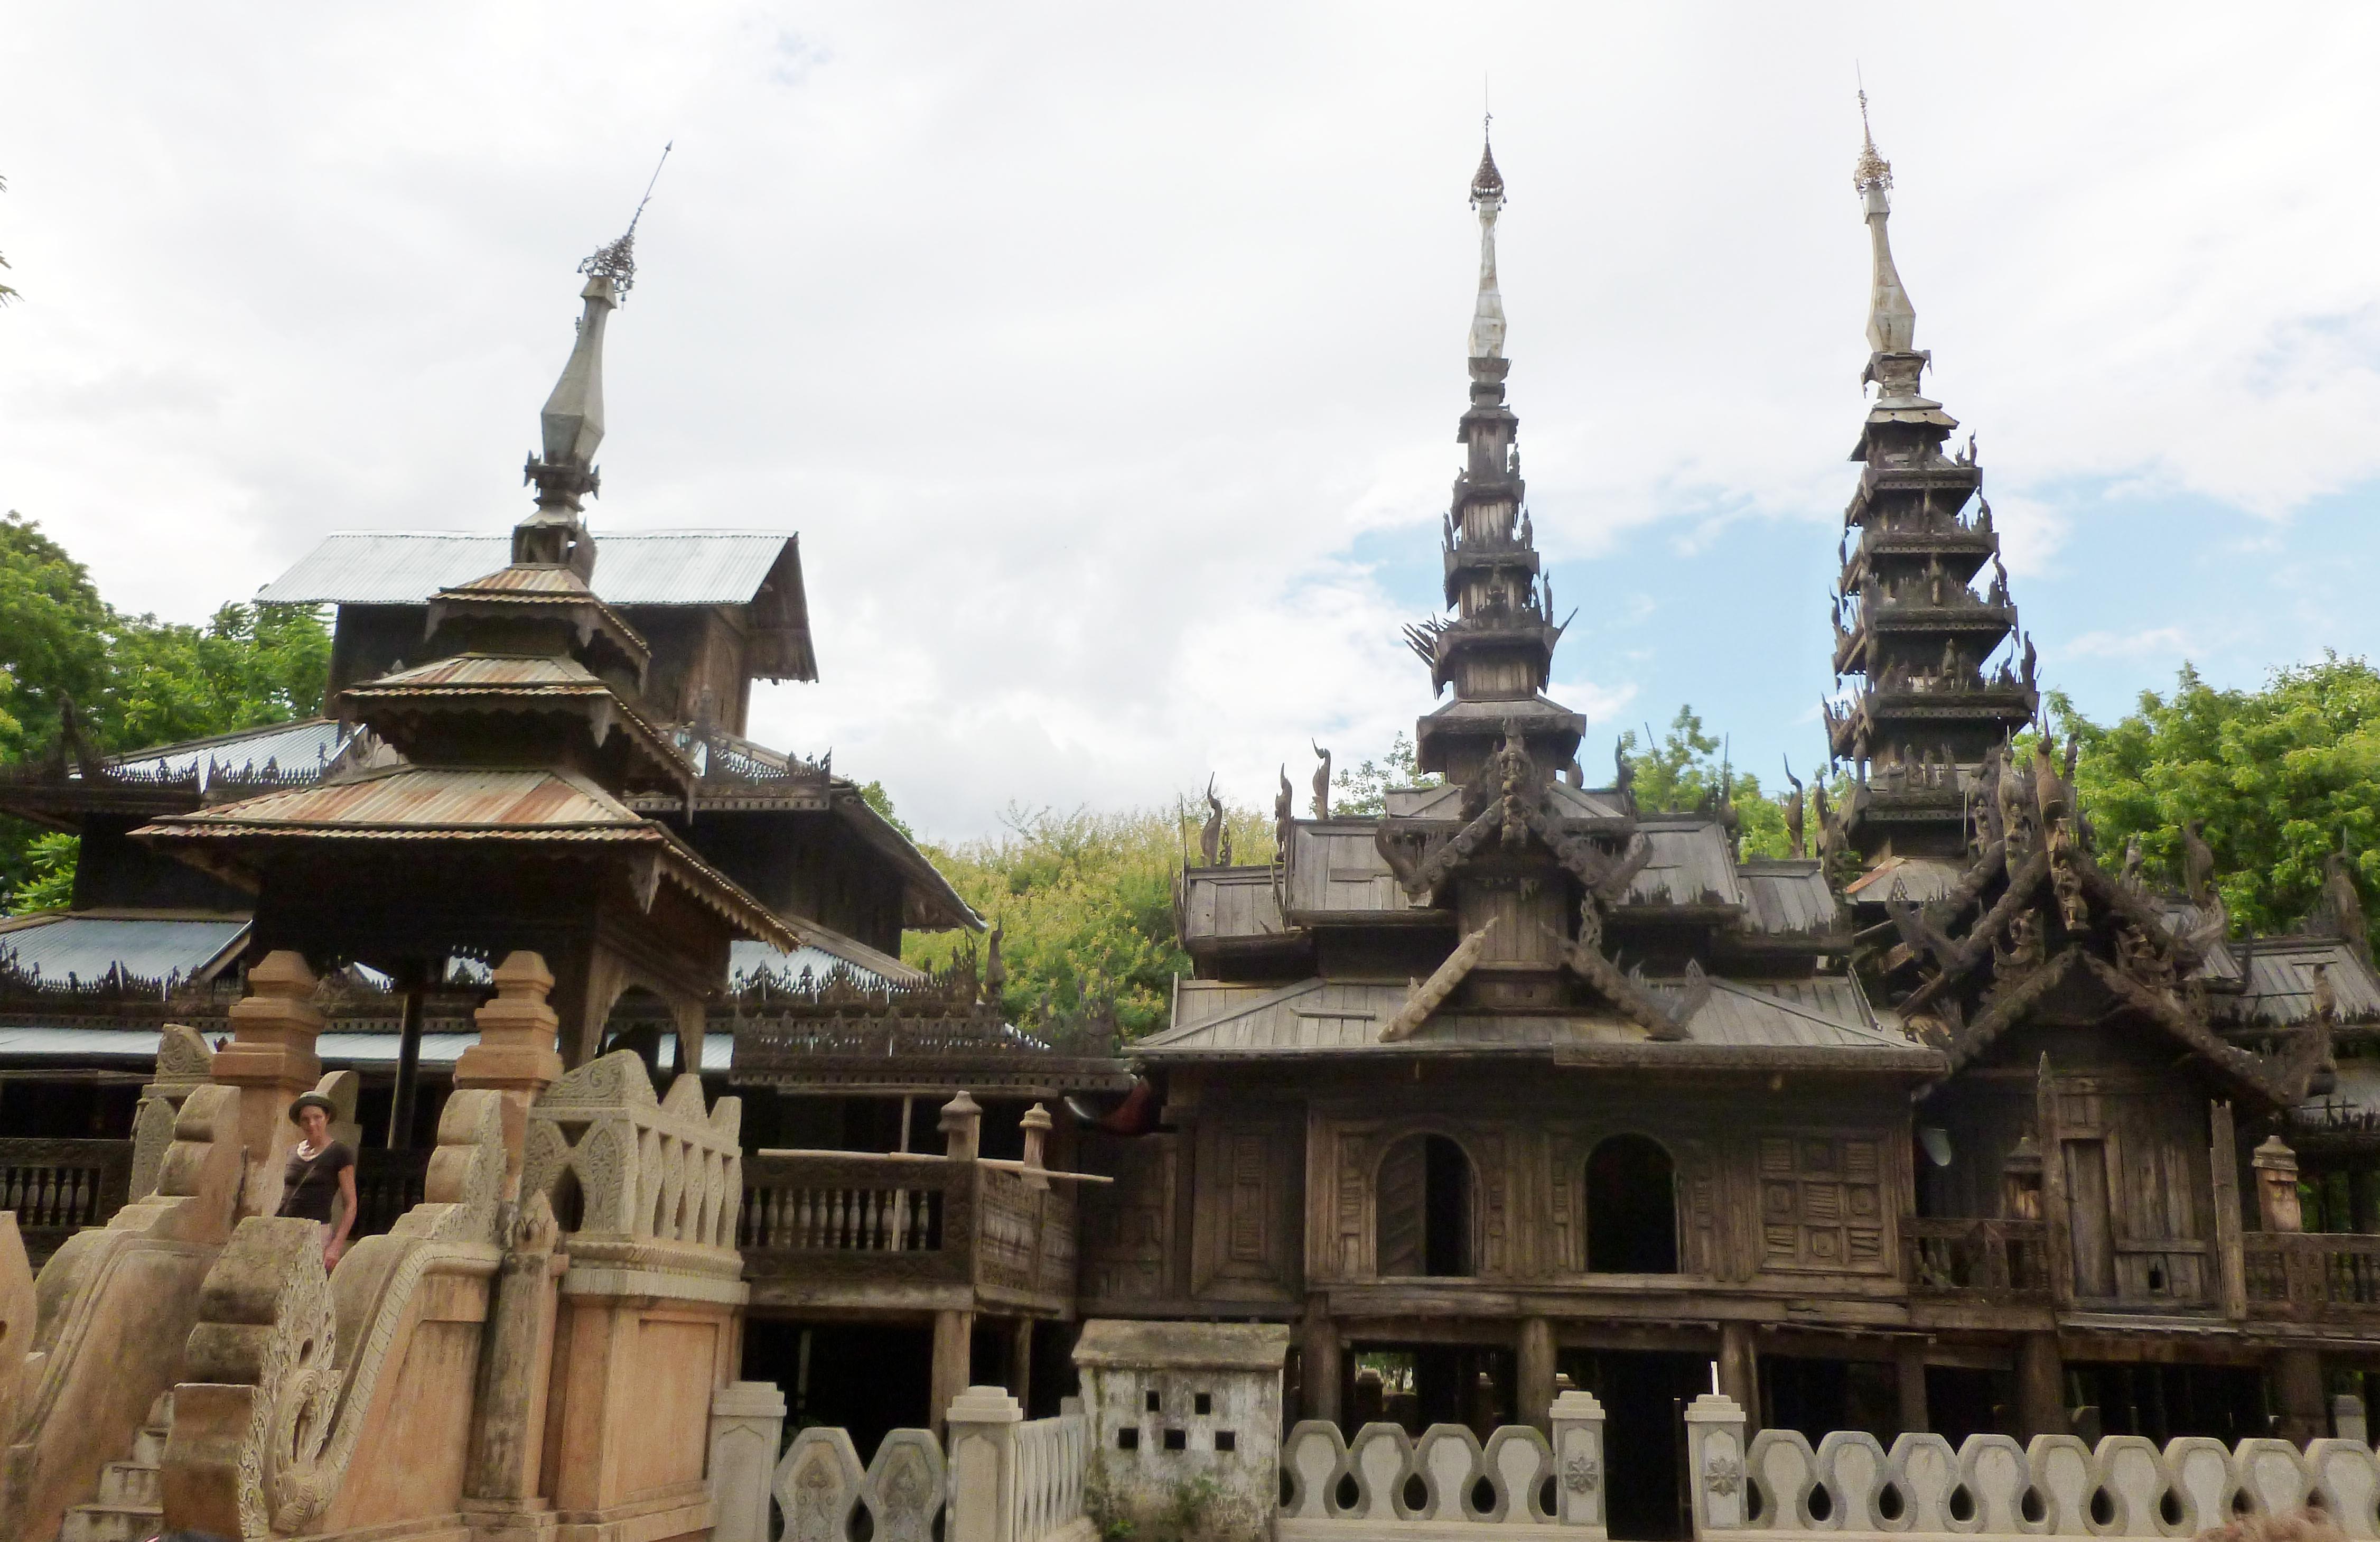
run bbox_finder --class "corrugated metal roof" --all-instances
[2233,939,2380,1027]
[1145,970,1908,1058]
[1739,861,1842,936]
[731,934,922,991]
[111,719,353,782]
[367,654,598,688]
[258,531,799,607]
[0,1026,746,1071]
[1844,856,1970,905]
[1626,821,1743,909]
[0,915,248,985]
[152,766,647,832]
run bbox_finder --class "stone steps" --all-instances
[58,1390,171,1542]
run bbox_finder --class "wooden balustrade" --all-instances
[2244,1231,2380,1318]
[1900,1215,2050,1301]
[738,1148,1078,1307]
[0,1137,134,1265]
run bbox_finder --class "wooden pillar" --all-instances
[2016,1332,2067,1441]
[1301,1295,1341,1425]
[668,995,706,1086]
[1719,1322,1760,1433]
[2038,1055,2075,1306]
[388,963,427,1150]
[1517,1317,1556,1434]
[2352,1169,2380,1234]
[2210,1101,2248,1320]
[2274,1347,2327,1446]
[931,1308,975,1436]
[1894,1341,1930,1436]
[1009,1318,1035,1413]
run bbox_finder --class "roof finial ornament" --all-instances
[1854,81,1892,195]
[1851,82,1918,364]
[577,141,673,300]
[1467,113,1506,361]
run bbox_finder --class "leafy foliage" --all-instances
[1330,731,1440,818]
[901,800,1276,1040]
[1617,704,1798,860]
[0,514,332,912]
[2050,656,2380,951]
[8,831,77,913]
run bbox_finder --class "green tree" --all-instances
[902,798,1275,1041]
[2050,656,2380,951]
[0,516,332,912]
[1330,731,1439,817]
[1618,705,1797,860]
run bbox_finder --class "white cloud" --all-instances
[2,5,2377,837]
[2061,627,2197,664]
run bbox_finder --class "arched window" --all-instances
[1585,1134,1678,1274]
[1376,1134,1476,1277]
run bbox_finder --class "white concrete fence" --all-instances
[1278,1391,1611,1539]
[1685,1391,2380,1541]
[707,1382,1091,1542]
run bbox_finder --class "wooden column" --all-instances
[931,1308,975,1437]
[1301,1295,1341,1425]
[2037,1055,2075,1306]
[1517,1317,1556,1434]
[1009,1318,1035,1413]
[1719,1322,1760,1433]
[2274,1347,2327,1445]
[2209,1101,2248,1320]
[1894,1341,1930,1436]
[2015,1332,2067,1441]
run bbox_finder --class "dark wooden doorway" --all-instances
[1559,1349,1705,1541]
[1377,1134,1476,1277]
[1586,1135,1679,1274]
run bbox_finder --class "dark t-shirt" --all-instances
[276,1139,355,1223]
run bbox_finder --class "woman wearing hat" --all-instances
[276,1092,358,1269]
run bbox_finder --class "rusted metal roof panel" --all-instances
[0,915,248,986]
[152,766,647,831]
[1739,860,1842,936]
[2234,939,2380,1027]
[258,530,799,607]
[367,655,596,688]
[1844,856,1969,905]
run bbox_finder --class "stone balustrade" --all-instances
[1278,1392,1609,1539]
[521,1047,744,1257]
[1685,1390,2380,1540]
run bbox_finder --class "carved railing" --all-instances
[1279,1401,1608,1537]
[0,1139,134,1265]
[1900,1216,2051,1301]
[1011,1407,1088,1542]
[2244,1231,2380,1319]
[736,1150,1079,1304]
[351,1147,433,1240]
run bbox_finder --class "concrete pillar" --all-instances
[1300,1296,1341,1425]
[706,1381,788,1542]
[2016,1333,2067,1441]
[1548,1388,1607,1530]
[1518,1317,1556,1435]
[933,1308,976,1437]
[1718,1321,1760,1433]
[462,1193,566,1519]
[453,950,565,1199]
[2255,1137,2306,1233]
[2275,1348,2327,1446]
[1683,1392,1748,1535]
[945,1383,1023,1542]
[212,949,325,1218]
[1896,1341,1930,1436]
[1021,1103,1052,1188]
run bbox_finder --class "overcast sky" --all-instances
[5,7,2378,842]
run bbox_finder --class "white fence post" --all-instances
[948,1383,1025,1542]
[1548,1389,1607,1533]
[1683,1392,1748,1538]
[709,1381,787,1542]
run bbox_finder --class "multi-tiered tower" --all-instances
[1824,104,2038,864]
[1407,136,1584,785]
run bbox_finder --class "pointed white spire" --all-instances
[540,275,617,472]
[1855,91,1916,356]
[1468,129,1507,360]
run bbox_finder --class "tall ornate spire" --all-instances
[1403,131,1583,783]
[1823,98,2035,864]
[1468,129,1508,361]
[516,237,633,578]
